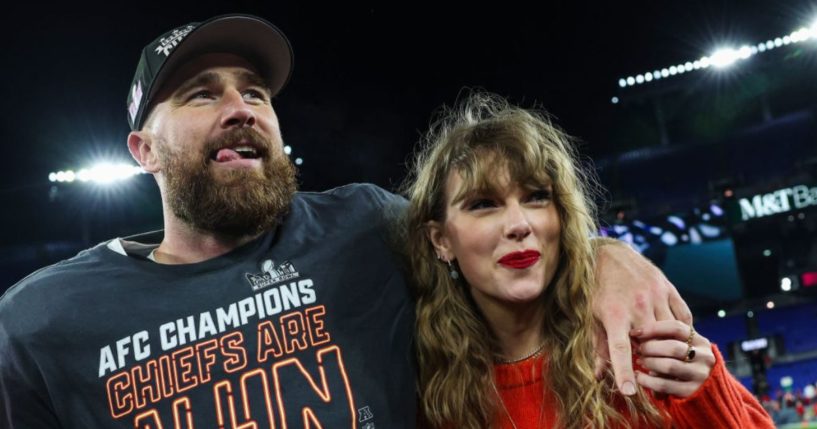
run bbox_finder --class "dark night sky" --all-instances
[1,1,815,251]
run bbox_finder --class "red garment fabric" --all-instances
[493,344,774,429]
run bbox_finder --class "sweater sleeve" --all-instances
[661,344,774,429]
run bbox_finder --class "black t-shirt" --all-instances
[0,183,415,429]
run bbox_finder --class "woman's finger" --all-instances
[637,339,689,360]
[637,356,710,382]
[635,370,698,398]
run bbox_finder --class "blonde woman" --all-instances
[403,92,773,428]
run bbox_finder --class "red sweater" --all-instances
[493,345,774,428]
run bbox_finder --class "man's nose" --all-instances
[220,89,256,128]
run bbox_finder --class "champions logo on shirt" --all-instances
[245,259,300,291]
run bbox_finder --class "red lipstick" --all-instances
[498,250,541,269]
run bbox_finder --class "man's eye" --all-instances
[466,199,495,211]
[189,90,213,100]
[243,89,268,101]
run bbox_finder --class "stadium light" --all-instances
[616,17,817,89]
[709,46,753,69]
[717,309,726,318]
[780,277,792,292]
[49,162,145,185]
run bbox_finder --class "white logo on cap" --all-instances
[128,80,143,123]
[153,25,195,57]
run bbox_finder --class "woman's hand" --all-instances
[630,320,716,398]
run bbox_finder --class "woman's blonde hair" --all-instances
[401,91,666,428]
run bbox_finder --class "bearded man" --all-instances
[0,14,692,428]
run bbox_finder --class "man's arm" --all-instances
[0,296,61,428]
[591,238,693,396]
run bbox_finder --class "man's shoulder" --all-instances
[0,241,113,316]
[295,183,407,213]
[297,183,405,204]
[285,183,407,241]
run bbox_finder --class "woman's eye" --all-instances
[528,189,552,202]
[466,199,495,211]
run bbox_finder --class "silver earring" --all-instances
[447,260,459,280]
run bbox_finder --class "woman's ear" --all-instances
[427,220,454,262]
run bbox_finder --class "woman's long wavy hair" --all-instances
[401,91,666,429]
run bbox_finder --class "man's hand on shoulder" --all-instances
[591,238,693,396]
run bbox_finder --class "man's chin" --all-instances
[163,148,298,238]
[208,164,267,185]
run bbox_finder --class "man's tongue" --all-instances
[215,148,241,162]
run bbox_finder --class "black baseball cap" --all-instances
[126,14,293,130]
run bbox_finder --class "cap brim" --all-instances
[146,14,293,111]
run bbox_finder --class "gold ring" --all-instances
[683,325,696,362]
[684,346,696,362]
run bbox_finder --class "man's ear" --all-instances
[127,131,161,173]
[427,220,454,261]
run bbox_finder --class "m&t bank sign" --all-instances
[738,184,817,221]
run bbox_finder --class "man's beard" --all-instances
[159,128,297,237]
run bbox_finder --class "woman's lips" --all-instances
[498,250,541,269]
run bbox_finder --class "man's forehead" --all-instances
[158,53,265,96]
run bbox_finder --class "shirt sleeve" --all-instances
[0,295,61,428]
[660,344,775,429]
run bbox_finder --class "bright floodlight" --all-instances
[295,157,304,166]
[710,47,741,68]
[781,277,792,291]
[717,309,726,318]
[49,163,144,185]
[791,28,809,43]
[616,19,817,89]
